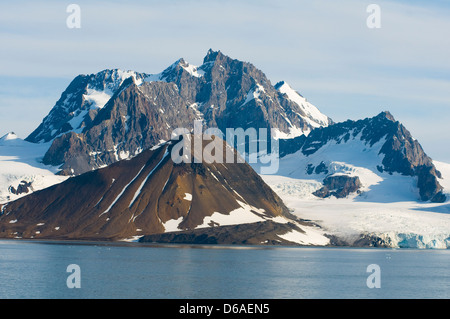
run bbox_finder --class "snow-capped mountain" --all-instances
[0,49,332,204]
[0,136,328,245]
[252,112,450,248]
[27,49,332,175]
[274,81,331,137]
[1,49,448,248]
[276,111,445,203]
[26,69,152,144]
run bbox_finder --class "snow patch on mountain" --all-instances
[180,197,330,245]
[277,224,330,246]
[251,121,450,248]
[83,69,156,110]
[162,216,184,232]
[0,133,19,142]
[264,131,388,196]
[276,81,330,127]
[143,73,165,83]
[0,133,68,204]
[254,132,450,248]
[272,126,307,140]
[434,160,450,198]
[180,62,205,78]
[196,200,268,229]
[83,88,113,109]
[241,84,265,107]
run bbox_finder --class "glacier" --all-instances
[253,138,450,249]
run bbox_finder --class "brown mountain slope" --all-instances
[0,136,298,241]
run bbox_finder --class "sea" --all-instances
[0,240,448,299]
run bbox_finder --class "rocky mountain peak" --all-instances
[274,80,297,92]
[27,50,332,176]
[0,132,18,142]
[24,68,150,144]
[203,49,224,64]
[377,110,396,122]
[279,111,446,203]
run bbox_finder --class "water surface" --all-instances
[0,240,448,299]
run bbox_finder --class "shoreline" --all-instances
[0,236,448,250]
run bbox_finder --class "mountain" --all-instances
[252,111,450,248]
[0,135,329,244]
[275,111,446,203]
[26,49,332,176]
[25,69,152,144]
[2,49,448,248]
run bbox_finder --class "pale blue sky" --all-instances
[1,0,449,161]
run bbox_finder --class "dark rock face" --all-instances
[139,221,309,246]
[352,234,391,248]
[380,123,433,177]
[415,165,445,203]
[27,49,331,176]
[306,161,329,175]
[280,111,446,202]
[43,79,200,175]
[8,181,33,195]
[313,175,362,199]
[280,112,404,157]
[26,70,152,144]
[0,137,290,241]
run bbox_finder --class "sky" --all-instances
[0,0,449,162]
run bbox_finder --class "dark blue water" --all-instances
[0,240,448,299]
